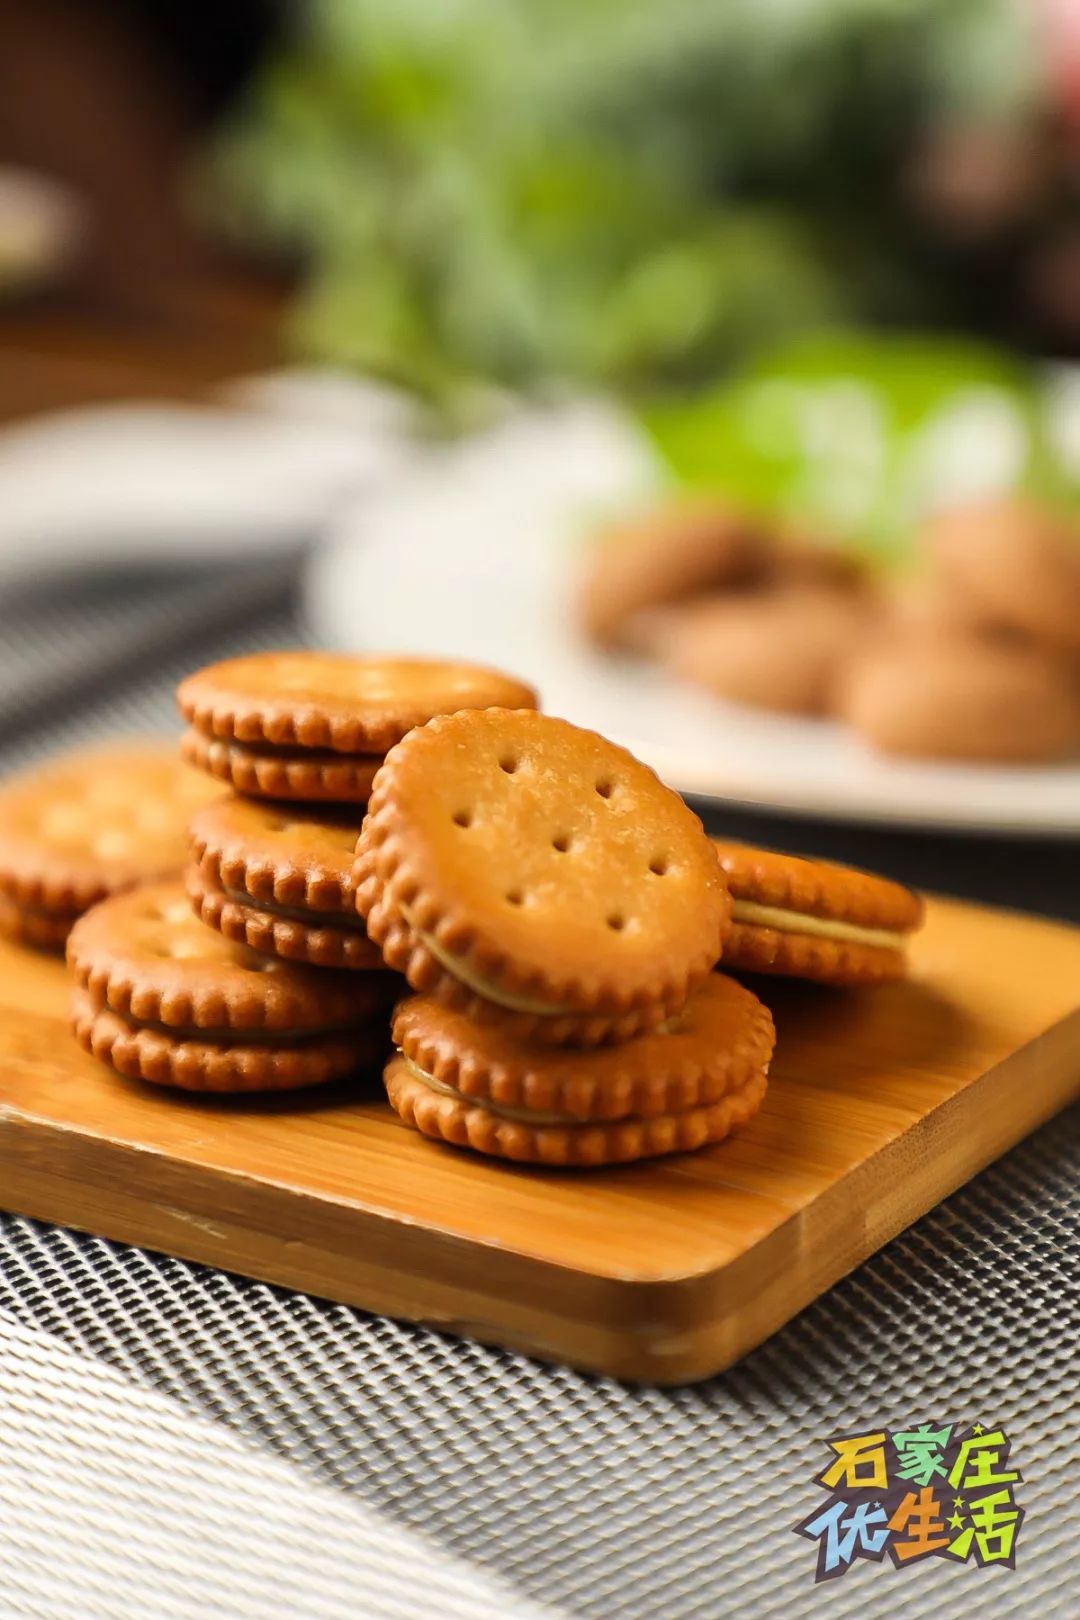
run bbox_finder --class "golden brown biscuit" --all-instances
[0,745,219,948]
[579,499,765,650]
[180,731,382,805]
[187,867,387,972]
[0,892,77,949]
[838,633,1080,762]
[881,572,981,636]
[189,794,362,913]
[927,498,1080,654]
[187,795,384,967]
[666,586,869,716]
[384,1052,767,1166]
[392,974,774,1122]
[712,840,923,985]
[68,879,391,1091]
[68,880,387,1031]
[355,709,729,1045]
[762,531,868,593]
[72,988,383,1093]
[178,651,538,755]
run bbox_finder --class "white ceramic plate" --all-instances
[305,402,1080,836]
[0,380,418,596]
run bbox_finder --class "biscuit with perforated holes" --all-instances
[712,840,923,984]
[0,744,220,950]
[180,731,383,804]
[71,988,383,1092]
[178,652,538,749]
[384,1052,768,1166]
[355,709,729,1046]
[187,795,385,971]
[68,879,391,1091]
[187,866,387,973]
[392,974,773,1122]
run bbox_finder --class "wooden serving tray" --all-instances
[2,894,1078,1384]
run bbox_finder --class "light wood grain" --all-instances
[1,895,1078,1382]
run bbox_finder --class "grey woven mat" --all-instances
[0,561,1076,1619]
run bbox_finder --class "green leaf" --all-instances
[641,331,1077,565]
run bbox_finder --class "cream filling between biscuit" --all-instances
[121,1011,363,1044]
[397,902,575,1017]
[224,886,365,932]
[401,1054,579,1125]
[730,900,904,951]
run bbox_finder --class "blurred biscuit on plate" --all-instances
[664,585,871,717]
[579,497,765,650]
[838,632,1080,762]
[927,497,1080,656]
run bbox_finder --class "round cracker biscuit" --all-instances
[392,974,773,1121]
[355,709,729,1037]
[713,842,923,930]
[189,795,363,915]
[712,840,922,985]
[71,988,382,1093]
[180,730,382,804]
[718,920,906,985]
[361,887,674,1046]
[187,865,387,972]
[178,651,538,755]
[0,891,77,951]
[68,879,387,1033]
[384,1053,767,1166]
[0,744,219,914]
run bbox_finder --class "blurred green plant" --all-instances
[642,331,1079,566]
[212,0,1038,415]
